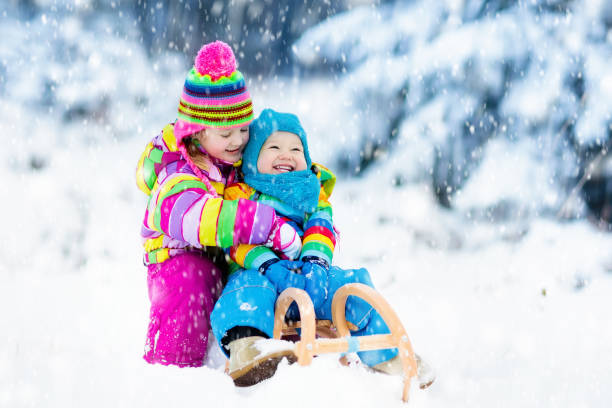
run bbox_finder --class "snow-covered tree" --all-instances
[294,0,612,222]
[134,0,351,74]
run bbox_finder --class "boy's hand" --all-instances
[260,259,306,293]
[265,216,302,260]
[301,260,329,310]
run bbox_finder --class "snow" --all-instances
[4,136,612,407]
[2,2,612,408]
[253,339,295,356]
[452,138,560,213]
[240,302,259,312]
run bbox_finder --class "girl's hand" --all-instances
[265,216,302,260]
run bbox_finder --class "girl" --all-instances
[135,43,300,368]
[211,109,434,388]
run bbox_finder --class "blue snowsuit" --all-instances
[211,264,397,366]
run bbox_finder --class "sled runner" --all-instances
[273,283,418,403]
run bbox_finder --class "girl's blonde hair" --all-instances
[177,130,219,197]
[183,137,209,170]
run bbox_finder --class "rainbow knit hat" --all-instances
[174,41,254,143]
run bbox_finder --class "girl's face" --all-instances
[257,131,307,174]
[194,126,249,163]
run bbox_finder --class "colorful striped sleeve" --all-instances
[136,141,158,195]
[229,244,279,270]
[300,164,337,265]
[144,173,276,249]
[224,182,280,269]
[136,124,180,196]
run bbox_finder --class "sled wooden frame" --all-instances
[273,283,418,403]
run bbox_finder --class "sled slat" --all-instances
[313,334,396,354]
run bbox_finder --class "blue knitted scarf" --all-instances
[244,169,320,214]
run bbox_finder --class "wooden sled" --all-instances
[273,283,418,403]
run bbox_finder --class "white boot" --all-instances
[372,353,435,389]
[227,336,297,387]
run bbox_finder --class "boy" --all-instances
[210,109,434,388]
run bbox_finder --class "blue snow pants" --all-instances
[210,266,398,367]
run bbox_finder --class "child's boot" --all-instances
[372,353,436,389]
[227,336,297,387]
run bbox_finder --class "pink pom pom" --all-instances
[194,41,237,80]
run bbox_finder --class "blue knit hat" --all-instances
[243,109,312,176]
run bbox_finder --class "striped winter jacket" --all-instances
[136,123,277,265]
[224,163,337,274]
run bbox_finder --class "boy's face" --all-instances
[257,131,307,174]
[194,126,249,163]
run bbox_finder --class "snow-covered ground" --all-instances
[2,76,612,407]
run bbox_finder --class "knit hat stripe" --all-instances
[180,91,251,107]
[184,86,247,99]
[178,108,253,122]
[185,68,243,85]
[179,101,253,118]
[178,109,253,120]
[179,104,253,120]
[177,110,254,127]
[179,99,252,113]
[184,79,246,95]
